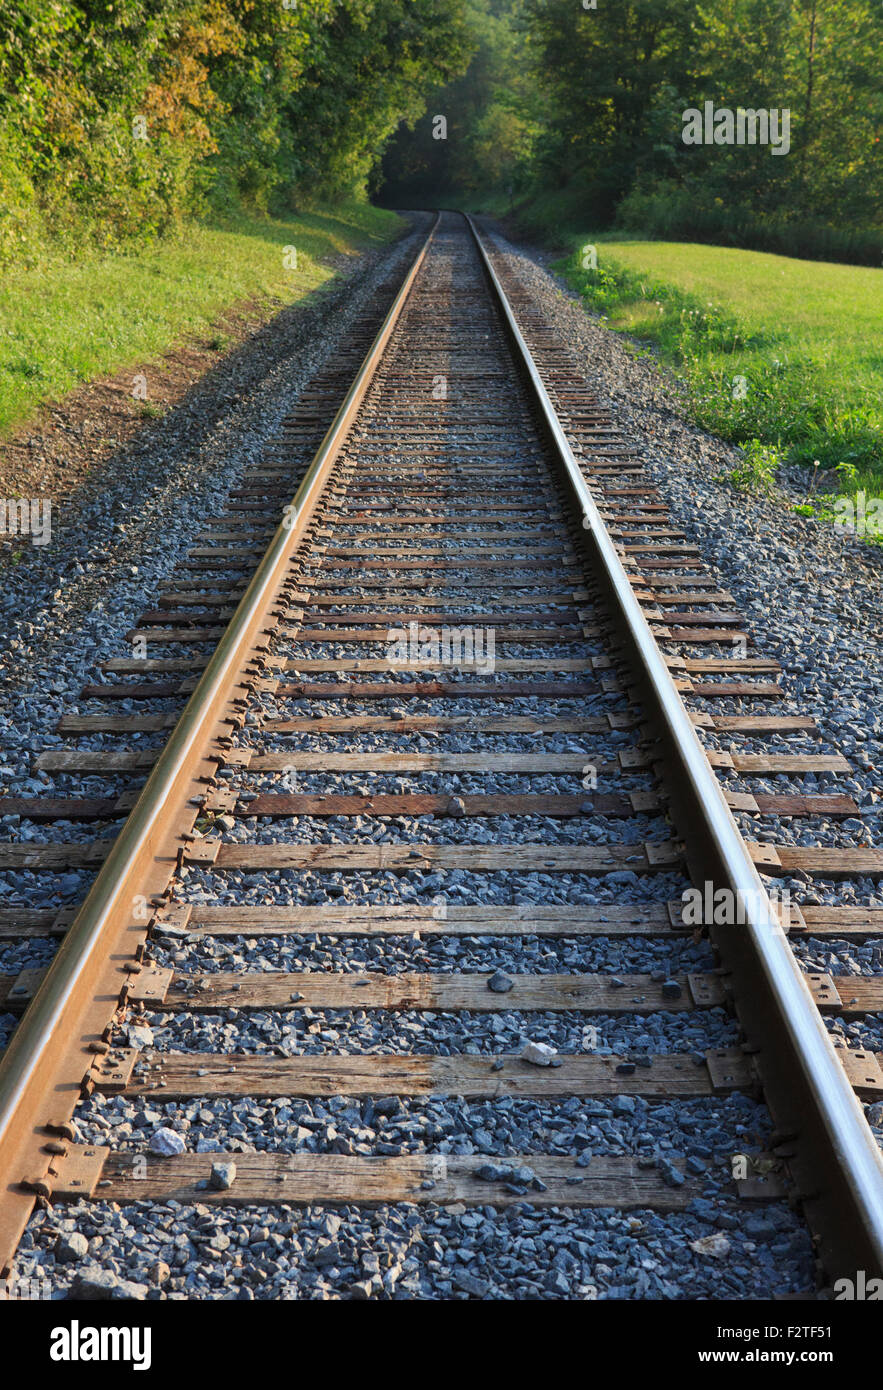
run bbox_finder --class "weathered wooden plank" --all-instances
[305,592,585,607]
[316,528,559,542]
[302,610,581,627]
[140,606,237,624]
[87,1150,700,1209]
[275,679,601,699]
[673,641,755,656]
[242,792,650,818]
[0,909,67,939]
[305,513,555,527]
[298,576,581,590]
[801,907,883,932]
[642,751,847,775]
[293,628,583,644]
[622,790,854,819]
[115,1051,730,1099]
[187,547,264,559]
[771,847,883,879]
[730,754,849,774]
[35,750,157,772]
[752,794,858,817]
[192,528,271,542]
[184,559,260,573]
[79,681,188,701]
[340,502,549,514]
[236,713,807,737]
[645,592,734,606]
[817,979,883,1014]
[0,798,121,820]
[325,544,570,559]
[709,716,819,734]
[621,544,700,555]
[340,486,538,497]
[213,842,682,872]
[325,558,576,572]
[127,628,226,644]
[0,843,108,870]
[182,902,674,936]
[11,838,867,879]
[282,659,595,674]
[260,716,613,734]
[629,559,704,571]
[656,610,741,626]
[182,544,258,561]
[640,574,716,588]
[690,681,781,698]
[247,752,610,772]
[159,593,247,608]
[163,970,715,1012]
[57,715,177,734]
[611,530,686,541]
[681,659,780,674]
[104,658,206,674]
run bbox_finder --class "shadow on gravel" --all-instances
[0,215,427,690]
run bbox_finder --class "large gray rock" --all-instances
[148,1127,186,1156]
[69,1267,149,1301]
[521,1040,557,1067]
[209,1160,237,1191]
[56,1231,89,1262]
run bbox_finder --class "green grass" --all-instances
[0,199,401,436]
[558,235,883,505]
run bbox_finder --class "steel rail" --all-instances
[466,212,883,1282]
[0,214,439,1276]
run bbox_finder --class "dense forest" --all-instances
[0,0,471,264]
[2,0,881,267]
[381,0,883,264]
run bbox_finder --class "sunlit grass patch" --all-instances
[558,237,883,497]
[0,200,401,436]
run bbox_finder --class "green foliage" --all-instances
[382,0,883,267]
[0,0,471,266]
[534,0,883,259]
[715,439,782,494]
[616,182,883,267]
[286,0,472,200]
[381,1,536,204]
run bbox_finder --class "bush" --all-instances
[617,182,883,268]
[0,123,42,267]
[714,439,782,494]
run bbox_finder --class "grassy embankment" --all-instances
[0,200,402,436]
[554,233,883,533]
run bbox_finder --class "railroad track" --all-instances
[2,210,883,1299]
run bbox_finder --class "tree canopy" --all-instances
[0,0,472,261]
[381,0,883,263]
